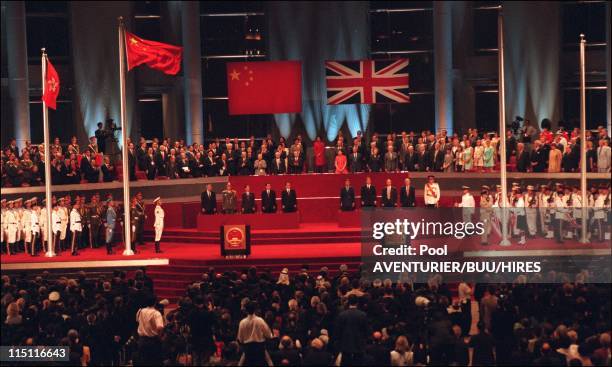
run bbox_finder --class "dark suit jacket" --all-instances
[430,150,444,171]
[368,155,382,172]
[155,151,168,176]
[335,308,370,353]
[349,153,362,173]
[241,192,256,213]
[271,158,286,174]
[530,148,547,172]
[200,191,217,214]
[381,186,398,207]
[340,187,355,211]
[360,185,377,207]
[403,152,417,171]
[261,190,277,213]
[515,151,530,172]
[400,186,416,207]
[417,152,430,171]
[281,189,297,212]
[80,156,97,183]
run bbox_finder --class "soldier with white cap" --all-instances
[70,200,82,256]
[455,185,475,223]
[51,202,62,254]
[524,185,538,238]
[22,199,33,254]
[31,200,41,256]
[539,185,553,238]
[40,199,48,253]
[59,197,69,252]
[14,198,24,252]
[513,189,527,245]
[153,197,164,253]
[105,199,117,255]
[479,186,493,245]
[1,199,7,253]
[552,183,568,244]
[6,200,18,255]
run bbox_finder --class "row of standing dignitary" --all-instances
[200,182,298,214]
[1,193,166,256]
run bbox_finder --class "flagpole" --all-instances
[497,10,511,246]
[579,34,589,244]
[41,48,55,257]
[118,16,133,256]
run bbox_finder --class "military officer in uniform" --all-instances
[6,201,18,255]
[153,197,164,253]
[1,199,7,253]
[130,198,141,253]
[51,203,62,255]
[479,186,493,245]
[58,197,69,252]
[456,185,475,223]
[135,192,146,246]
[14,198,24,252]
[524,185,538,238]
[105,199,117,254]
[31,202,41,256]
[22,199,33,255]
[79,196,90,250]
[552,184,568,244]
[39,199,48,253]
[222,182,238,214]
[89,195,102,248]
[70,200,82,256]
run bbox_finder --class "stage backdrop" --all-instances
[70,1,137,146]
[266,1,370,141]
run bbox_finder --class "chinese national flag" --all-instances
[227,61,302,115]
[125,31,183,75]
[42,58,60,110]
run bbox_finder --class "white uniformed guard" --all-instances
[70,202,82,256]
[22,199,33,254]
[524,185,538,237]
[6,201,18,255]
[153,197,164,253]
[456,186,475,223]
[424,175,440,207]
[553,184,568,244]
[31,203,40,256]
[51,204,62,254]
[1,199,7,251]
[14,198,23,250]
[59,198,69,249]
[40,199,48,253]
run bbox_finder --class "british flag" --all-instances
[325,59,410,105]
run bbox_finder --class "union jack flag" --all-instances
[325,59,410,105]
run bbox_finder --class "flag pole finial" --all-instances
[41,47,46,55]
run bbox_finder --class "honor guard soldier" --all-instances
[130,198,140,253]
[513,190,527,245]
[79,196,90,250]
[58,197,69,252]
[70,201,82,256]
[51,203,62,254]
[593,184,611,242]
[105,199,117,254]
[135,192,146,246]
[241,185,257,214]
[1,199,7,253]
[22,199,33,255]
[153,197,164,253]
[39,199,48,253]
[456,186,475,223]
[538,185,552,238]
[479,186,493,245]
[89,195,102,248]
[552,183,568,244]
[31,200,41,256]
[14,198,24,252]
[424,175,440,208]
[6,200,17,255]
[524,185,538,238]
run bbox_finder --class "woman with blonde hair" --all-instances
[390,335,414,366]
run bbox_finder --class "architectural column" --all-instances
[433,1,453,135]
[181,1,203,145]
[5,1,30,149]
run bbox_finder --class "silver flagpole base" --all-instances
[44,251,56,257]
[123,248,134,256]
[498,238,512,246]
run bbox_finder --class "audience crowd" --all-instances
[2,123,610,188]
[1,266,611,366]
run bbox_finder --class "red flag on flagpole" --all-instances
[125,31,183,75]
[42,57,60,110]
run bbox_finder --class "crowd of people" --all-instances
[1,266,611,366]
[1,191,165,257]
[2,123,610,187]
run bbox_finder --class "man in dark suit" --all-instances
[200,183,217,214]
[515,143,530,172]
[530,140,547,172]
[430,143,445,172]
[417,146,430,171]
[241,185,256,214]
[360,176,377,208]
[340,178,355,211]
[261,183,277,213]
[400,177,416,207]
[348,146,362,173]
[155,146,169,176]
[80,150,96,183]
[335,295,370,366]
[403,145,417,171]
[381,178,397,208]
[94,122,107,153]
[281,182,297,213]
[128,142,137,181]
[270,151,286,174]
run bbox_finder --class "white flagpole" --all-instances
[118,17,133,255]
[41,49,55,257]
[579,34,589,244]
[498,11,511,246]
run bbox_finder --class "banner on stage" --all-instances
[220,225,251,257]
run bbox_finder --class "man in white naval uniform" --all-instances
[31,203,41,256]
[153,197,164,253]
[58,198,69,252]
[424,175,440,208]
[1,199,7,254]
[552,184,568,244]
[51,204,62,255]
[70,201,82,256]
[22,199,33,255]
[524,185,538,238]
[6,201,18,255]
[456,185,475,223]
